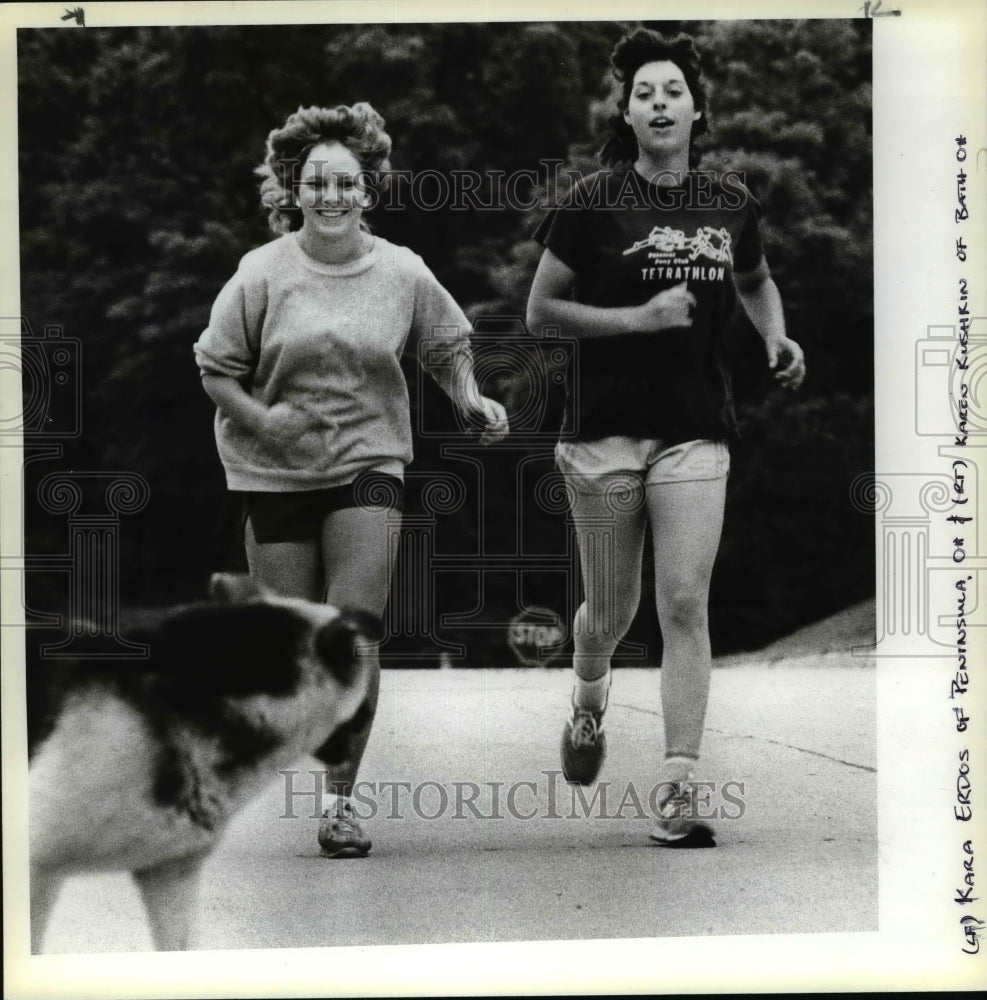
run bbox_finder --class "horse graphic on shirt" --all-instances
[623,226,733,265]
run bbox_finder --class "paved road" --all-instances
[39,655,876,953]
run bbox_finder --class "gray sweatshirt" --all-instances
[194,233,472,491]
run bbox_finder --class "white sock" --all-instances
[322,792,353,817]
[659,754,698,783]
[573,672,611,712]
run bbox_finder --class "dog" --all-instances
[27,573,379,952]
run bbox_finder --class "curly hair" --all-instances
[599,29,709,170]
[256,103,392,234]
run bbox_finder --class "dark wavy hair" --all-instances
[256,103,392,234]
[599,29,709,169]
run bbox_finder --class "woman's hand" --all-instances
[260,401,316,444]
[528,251,693,341]
[462,395,509,445]
[202,375,315,445]
[629,281,697,332]
[764,335,806,390]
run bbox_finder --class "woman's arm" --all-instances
[735,259,806,390]
[525,248,696,340]
[443,358,509,446]
[201,374,310,444]
[412,265,509,445]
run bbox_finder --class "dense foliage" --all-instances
[17,19,873,663]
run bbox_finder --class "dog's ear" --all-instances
[208,573,262,604]
[338,609,384,644]
[314,610,383,686]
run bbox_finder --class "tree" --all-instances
[17,20,873,657]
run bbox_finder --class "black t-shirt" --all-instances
[532,165,764,443]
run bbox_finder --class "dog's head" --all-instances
[28,575,382,772]
[178,574,382,773]
[210,573,383,673]
[144,574,381,714]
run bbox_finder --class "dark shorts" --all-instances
[236,472,404,544]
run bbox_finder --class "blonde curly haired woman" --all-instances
[195,103,507,857]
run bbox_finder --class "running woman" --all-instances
[195,103,508,857]
[527,30,804,846]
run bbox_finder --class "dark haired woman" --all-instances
[527,30,804,845]
[195,104,508,857]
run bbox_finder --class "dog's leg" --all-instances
[30,865,64,954]
[132,849,210,951]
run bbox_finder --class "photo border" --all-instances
[2,0,985,995]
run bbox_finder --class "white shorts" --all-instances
[555,437,730,495]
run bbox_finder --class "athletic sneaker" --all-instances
[317,801,371,858]
[561,704,607,784]
[649,780,715,848]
